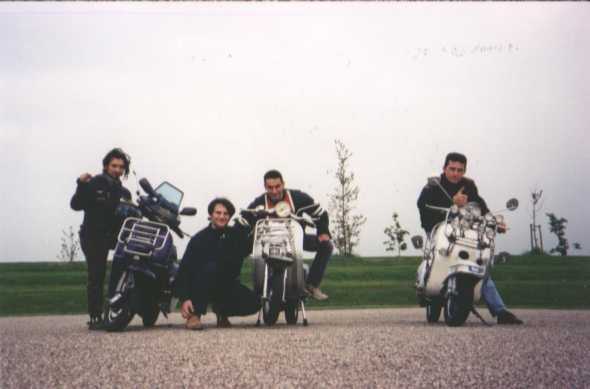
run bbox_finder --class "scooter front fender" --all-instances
[128,264,156,279]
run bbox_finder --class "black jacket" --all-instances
[241,189,330,237]
[70,173,131,242]
[417,174,489,233]
[174,223,251,302]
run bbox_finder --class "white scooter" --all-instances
[242,201,315,326]
[413,194,518,327]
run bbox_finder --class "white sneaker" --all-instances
[306,285,329,301]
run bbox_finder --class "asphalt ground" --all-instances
[1,308,589,388]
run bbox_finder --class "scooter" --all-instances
[104,178,196,331]
[242,202,314,326]
[413,196,518,327]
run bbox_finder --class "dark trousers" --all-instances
[80,234,110,317]
[190,263,260,317]
[306,240,334,287]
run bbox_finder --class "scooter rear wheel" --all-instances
[426,300,442,323]
[141,304,160,327]
[284,299,299,325]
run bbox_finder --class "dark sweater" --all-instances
[417,174,490,233]
[241,189,330,237]
[174,223,251,302]
[70,173,131,243]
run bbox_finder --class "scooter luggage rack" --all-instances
[118,218,170,258]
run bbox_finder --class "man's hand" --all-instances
[497,222,508,234]
[180,300,194,319]
[318,234,330,242]
[79,173,92,183]
[453,187,468,207]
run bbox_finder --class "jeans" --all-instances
[306,240,334,287]
[481,277,506,316]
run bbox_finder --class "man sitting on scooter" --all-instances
[175,198,260,330]
[240,169,333,301]
[417,152,523,325]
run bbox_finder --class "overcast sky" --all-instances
[1,3,589,262]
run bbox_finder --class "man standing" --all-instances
[417,152,523,325]
[70,148,132,330]
[241,170,333,300]
[175,198,260,330]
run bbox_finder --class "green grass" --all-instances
[1,256,588,316]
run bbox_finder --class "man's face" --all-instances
[105,158,126,179]
[210,204,230,229]
[443,161,466,184]
[264,178,285,203]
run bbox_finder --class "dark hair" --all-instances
[263,169,283,184]
[444,152,467,169]
[102,148,131,178]
[207,197,236,217]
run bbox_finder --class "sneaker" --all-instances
[497,310,523,325]
[186,314,204,331]
[87,315,105,331]
[216,315,232,328]
[305,285,329,301]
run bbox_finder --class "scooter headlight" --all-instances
[274,201,291,218]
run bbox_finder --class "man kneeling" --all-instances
[175,198,260,330]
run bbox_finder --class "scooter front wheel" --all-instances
[105,272,134,332]
[105,306,134,332]
[443,277,473,327]
[262,272,284,326]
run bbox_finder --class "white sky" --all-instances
[1,3,589,261]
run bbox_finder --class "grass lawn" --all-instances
[0,256,588,316]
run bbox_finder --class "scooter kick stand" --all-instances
[300,300,309,326]
[471,306,492,326]
[256,307,262,327]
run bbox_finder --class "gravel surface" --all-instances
[1,308,589,388]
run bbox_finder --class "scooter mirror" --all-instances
[411,235,424,249]
[506,198,519,211]
[180,207,197,216]
[139,178,156,196]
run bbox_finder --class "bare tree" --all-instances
[529,189,544,254]
[383,212,409,258]
[58,226,81,262]
[329,139,366,257]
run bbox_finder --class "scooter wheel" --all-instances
[426,301,442,323]
[284,300,299,325]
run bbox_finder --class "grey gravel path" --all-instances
[1,308,589,388]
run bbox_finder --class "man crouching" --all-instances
[175,198,260,330]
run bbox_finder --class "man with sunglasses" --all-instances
[417,152,523,325]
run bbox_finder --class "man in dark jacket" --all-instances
[175,198,260,330]
[240,169,333,301]
[70,148,132,329]
[417,152,523,325]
